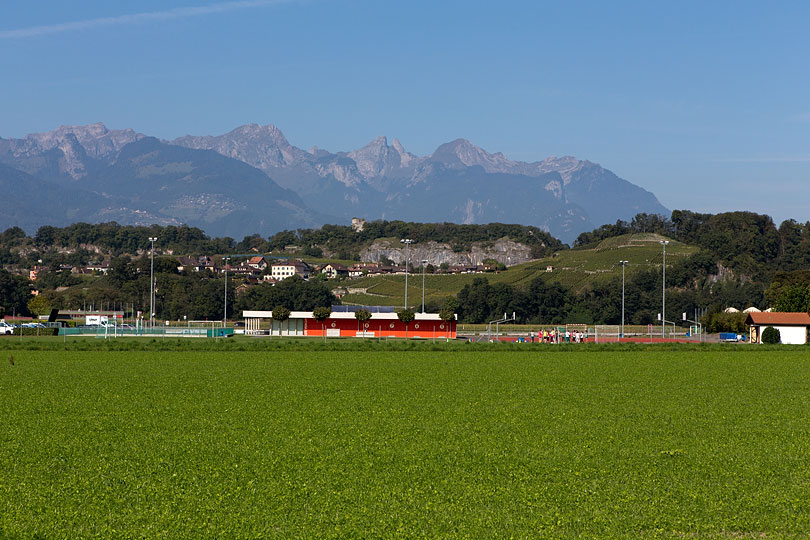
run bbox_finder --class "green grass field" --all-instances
[339,233,697,306]
[2,344,809,538]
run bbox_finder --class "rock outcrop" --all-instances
[360,238,534,267]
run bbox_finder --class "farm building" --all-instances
[242,306,456,339]
[745,312,810,344]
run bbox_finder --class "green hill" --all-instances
[336,233,696,307]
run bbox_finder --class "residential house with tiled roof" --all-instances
[321,263,349,279]
[247,256,268,270]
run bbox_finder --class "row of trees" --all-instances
[2,220,563,270]
[266,221,566,260]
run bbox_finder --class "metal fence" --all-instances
[59,326,234,338]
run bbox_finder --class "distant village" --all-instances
[25,255,499,297]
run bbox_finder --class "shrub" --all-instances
[761,326,781,344]
[11,327,59,337]
[396,309,415,325]
[272,305,291,337]
[312,306,332,322]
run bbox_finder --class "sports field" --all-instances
[2,345,809,538]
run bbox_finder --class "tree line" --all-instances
[577,210,810,281]
[265,221,566,260]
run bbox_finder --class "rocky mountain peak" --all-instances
[533,156,589,184]
[430,138,514,173]
[172,123,307,169]
[347,136,397,179]
[227,123,290,146]
[54,133,90,179]
[23,122,142,160]
[391,138,416,168]
[391,138,406,154]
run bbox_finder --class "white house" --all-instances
[321,263,348,279]
[270,260,310,280]
[246,256,268,271]
[745,312,810,344]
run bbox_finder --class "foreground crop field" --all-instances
[2,348,810,539]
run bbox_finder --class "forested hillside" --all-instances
[575,210,810,281]
[264,221,565,260]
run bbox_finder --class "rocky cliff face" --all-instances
[359,238,535,267]
[0,122,143,180]
[172,123,309,169]
[23,122,143,160]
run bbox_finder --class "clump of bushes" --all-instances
[761,326,781,344]
[10,327,59,337]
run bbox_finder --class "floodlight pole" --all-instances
[660,240,669,339]
[683,312,702,342]
[620,260,628,339]
[148,236,157,328]
[224,256,230,325]
[401,239,413,309]
[421,259,428,313]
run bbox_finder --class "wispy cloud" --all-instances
[0,0,293,40]
[711,156,810,163]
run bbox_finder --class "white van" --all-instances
[0,321,15,335]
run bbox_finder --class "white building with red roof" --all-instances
[745,312,810,344]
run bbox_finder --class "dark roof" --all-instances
[745,312,810,326]
[331,305,396,313]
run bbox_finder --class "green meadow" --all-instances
[2,345,809,539]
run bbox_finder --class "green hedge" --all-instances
[8,327,60,337]
[761,326,781,344]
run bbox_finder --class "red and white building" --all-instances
[246,256,268,270]
[242,308,456,339]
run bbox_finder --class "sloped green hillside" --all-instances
[337,233,696,307]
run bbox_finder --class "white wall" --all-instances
[757,325,808,344]
[774,325,807,344]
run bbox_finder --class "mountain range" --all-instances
[0,122,668,244]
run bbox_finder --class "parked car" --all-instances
[0,321,15,335]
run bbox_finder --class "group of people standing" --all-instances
[530,328,587,343]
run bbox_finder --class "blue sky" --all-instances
[2,0,809,224]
